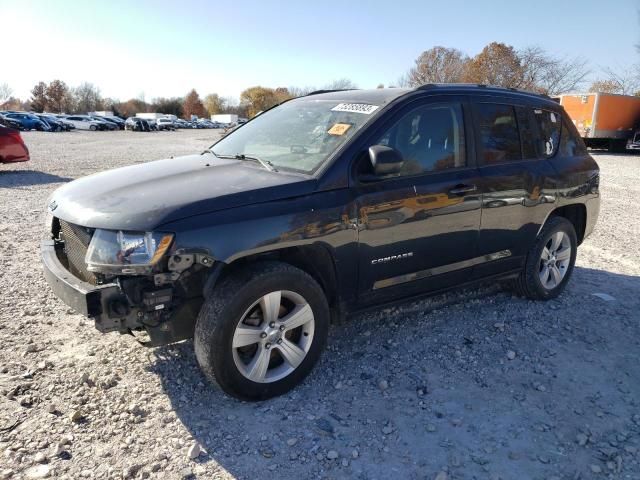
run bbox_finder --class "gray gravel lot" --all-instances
[1,130,639,480]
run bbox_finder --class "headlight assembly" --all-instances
[85,229,174,275]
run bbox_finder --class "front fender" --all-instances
[158,188,357,270]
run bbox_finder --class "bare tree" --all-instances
[589,66,640,95]
[46,80,72,113]
[519,46,589,95]
[323,78,358,90]
[589,79,622,94]
[30,81,48,112]
[0,83,12,104]
[73,83,103,113]
[405,46,468,87]
[203,93,225,116]
[288,86,316,97]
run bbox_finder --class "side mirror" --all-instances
[369,145,403,176]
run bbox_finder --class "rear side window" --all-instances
[533,109,560,158]
[477,103,521,165]
[560,119,588,157]
[515,107,538,159]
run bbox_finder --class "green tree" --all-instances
[152,97,183,117]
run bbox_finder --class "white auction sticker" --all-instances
[331,103,379,114]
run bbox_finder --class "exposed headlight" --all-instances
[85,229,174,275]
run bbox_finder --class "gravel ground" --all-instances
[1,130,639,480]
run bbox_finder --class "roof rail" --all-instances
[415,83,551,99]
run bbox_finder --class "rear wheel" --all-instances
[194,262,329,400]
[513,216,577,300]
[89,125,97,131]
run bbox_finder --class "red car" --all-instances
[0,125,30,163]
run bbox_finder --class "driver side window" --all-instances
[374,102,466,177]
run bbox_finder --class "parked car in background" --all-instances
[40,85,600,400]
[107,116,126,129]
[94,117,118,131]
[0,125,29,163]
[156,118,175,131]
[0,113,24,130]
[35,114,65,132]
[56,117,76,131]
[89,116,119,130]
[52,115,76,130]
[62,115,103,131]
[146,119,158,131]
[125,117,151,132]
[3,112,50,131]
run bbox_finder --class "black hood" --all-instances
[49,153,315,231]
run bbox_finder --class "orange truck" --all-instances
[558,92,640,152]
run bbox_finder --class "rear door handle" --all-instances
[449,184,477,195]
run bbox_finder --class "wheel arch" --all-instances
[541,203,587,245]
[205,243,341,321]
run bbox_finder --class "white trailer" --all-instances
[135,113,167,120]
[211,114,238,125]
[89,111,115,117]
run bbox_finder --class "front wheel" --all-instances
[194,262,329,400]
[89,125,97,131]
[513,216,577,300]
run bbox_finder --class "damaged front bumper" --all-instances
[41,239,199,346]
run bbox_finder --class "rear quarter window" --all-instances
[533,109,561,158]
[559,118,588,157]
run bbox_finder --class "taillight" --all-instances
[6,129,23,141]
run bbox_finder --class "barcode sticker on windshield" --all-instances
[331,103,379,115]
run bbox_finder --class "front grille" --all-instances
[58,219,97,285]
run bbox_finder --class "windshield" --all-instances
[211,98,380,174]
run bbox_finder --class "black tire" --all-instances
[513,216,577,300]
[608,139,627,153]
[89,125,97,131]
[194,261,329,400]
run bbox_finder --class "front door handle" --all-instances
[449,184,477,195]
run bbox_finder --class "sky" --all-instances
[1,0,638,102]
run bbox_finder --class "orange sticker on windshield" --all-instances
[328,123,352,136]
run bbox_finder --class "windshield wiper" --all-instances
[205,150,277,172]
[236,154,277,172]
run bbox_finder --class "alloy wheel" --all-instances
[232,290,315,383]
[538,231,571,290]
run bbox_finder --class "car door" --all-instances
[353,95,483,304]
[472,97,558,277]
